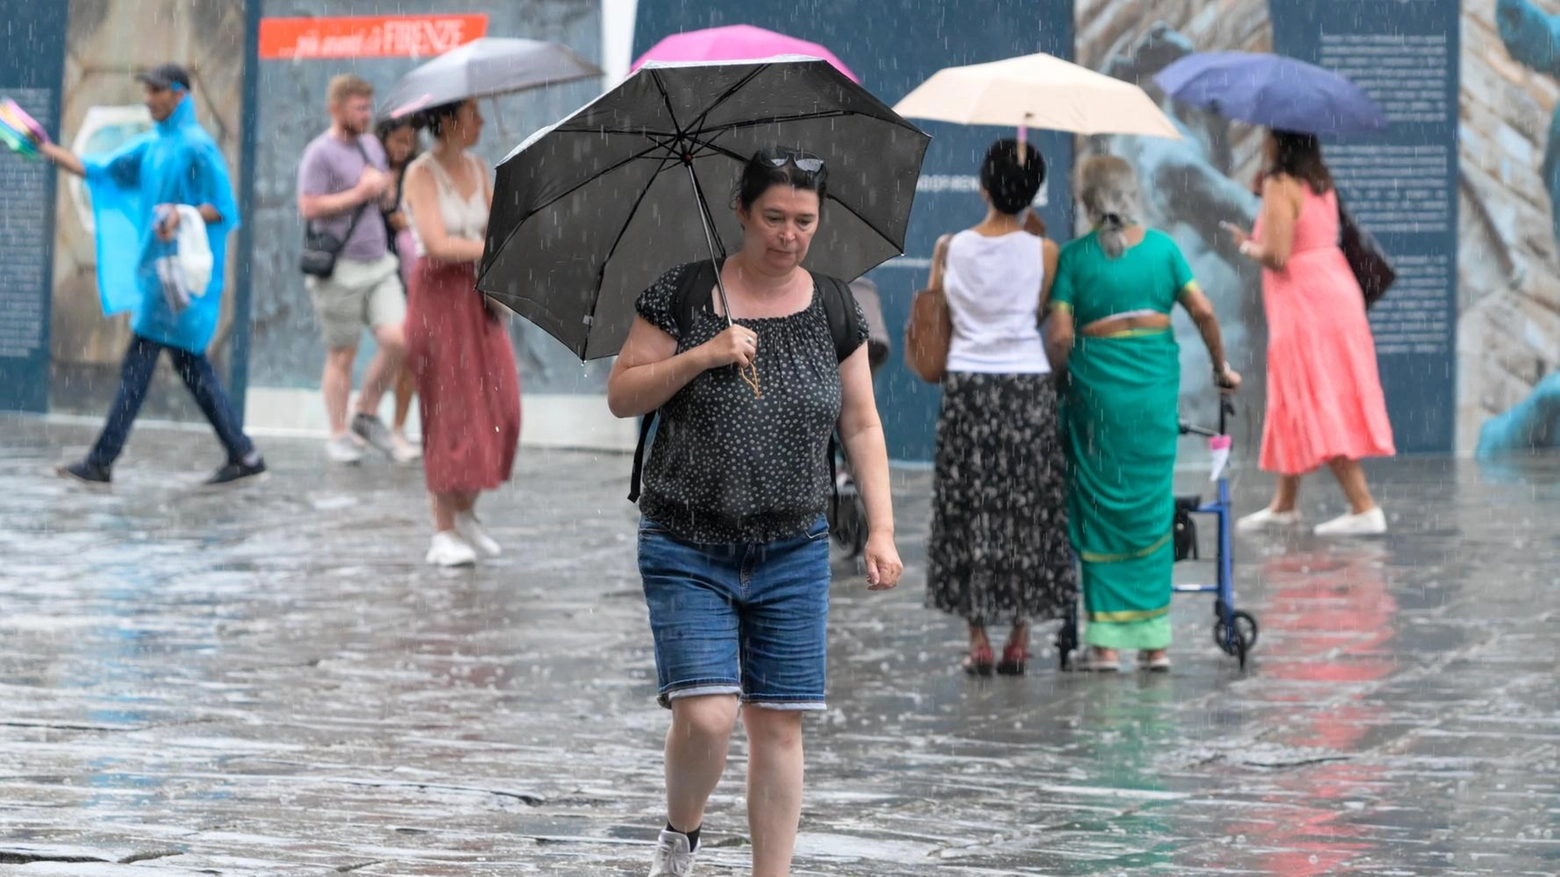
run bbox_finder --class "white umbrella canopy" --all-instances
[894,52,1182,139]
[382,37,601,119]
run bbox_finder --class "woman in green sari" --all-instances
[1045,156,1240,672]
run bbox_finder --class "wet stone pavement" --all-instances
[1,413,1558,875]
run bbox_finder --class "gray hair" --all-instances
[1076,155,1142,258]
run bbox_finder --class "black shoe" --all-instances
[351,412,397,458]
[204,457,268,487]
[56,460,111,486]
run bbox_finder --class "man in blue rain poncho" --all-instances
[37,63,266,486]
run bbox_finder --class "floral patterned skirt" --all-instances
[926,371,1075,626]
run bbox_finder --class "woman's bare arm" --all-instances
[1040,237,1060,312]
[837,344,902,589]
[1044,307,1075,372]
[1249,176,1300,270]
[606,318,714,418]
[402,163,484,263]
[1179,283,1240,388]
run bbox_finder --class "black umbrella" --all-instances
[383,37,601,119]
[478,57,931,361]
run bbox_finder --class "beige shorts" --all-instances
[305,253,406,351]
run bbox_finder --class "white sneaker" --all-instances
[1236,507,1303,533]
[390,431,422,464]
[1314,507,1387,536]
[326,435,365,465]
[455,510,501,557]
[649,829,695,877]
[425,531,477,567]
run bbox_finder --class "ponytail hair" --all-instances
[1076,155,1142,258]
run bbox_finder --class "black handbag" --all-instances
[299,139,375,279]
[1173,496,1200,562]
[1338,197,1396,309]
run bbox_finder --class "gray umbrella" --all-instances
[478,57,931,361]
[382,37,601,118]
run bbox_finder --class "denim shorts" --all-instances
[638,516,831,710]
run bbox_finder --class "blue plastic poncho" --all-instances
[83,92,238,354]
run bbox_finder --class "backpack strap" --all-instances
[812,272,864,525]
[627,414,656,503]
[676,259,721,337]
[812,272,862,363]
[628,260,721,503]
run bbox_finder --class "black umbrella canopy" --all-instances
[478,57,931,361]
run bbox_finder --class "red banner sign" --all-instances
[259,14,488,60]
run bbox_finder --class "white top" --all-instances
[943,229,1050,374]
[407,152,490,259]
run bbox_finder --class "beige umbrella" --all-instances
[894,52,1181,139]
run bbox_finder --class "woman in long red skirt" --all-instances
[1227,130,1395,536]
[402,99,521,566]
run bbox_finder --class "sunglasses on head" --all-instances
[763,151,825,173]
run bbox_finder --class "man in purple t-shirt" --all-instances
[297,74,411,465]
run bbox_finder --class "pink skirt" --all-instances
[406,259,521,493]
[1260,248,1396,475]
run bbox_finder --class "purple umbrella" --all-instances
[1153,51,1386,137]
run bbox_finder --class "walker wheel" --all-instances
[1213,611,1259,657]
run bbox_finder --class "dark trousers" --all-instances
[86,334,254,469]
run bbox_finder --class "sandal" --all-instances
[1076,649,1121,673]
[1137,651,1172,673]
[962,643,994,677]
[996,642,1029,676]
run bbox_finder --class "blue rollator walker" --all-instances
[1056,397,1259,670]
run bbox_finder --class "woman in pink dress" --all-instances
[402,99,521,566]
[1227,130,1395,536]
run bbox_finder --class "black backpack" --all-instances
[627,258,862,504]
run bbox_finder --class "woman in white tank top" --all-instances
[925,139,1076,677]
[401,99,521,568]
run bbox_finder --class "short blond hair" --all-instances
[327,74,373,106]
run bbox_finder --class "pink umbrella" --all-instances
[632,24,859,83]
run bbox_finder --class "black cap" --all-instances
[136,63,192,92]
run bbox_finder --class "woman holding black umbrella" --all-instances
[402,99,521,567]
[607,149,903,877]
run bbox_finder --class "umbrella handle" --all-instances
[684,159,762,397]
[684,160,733,326]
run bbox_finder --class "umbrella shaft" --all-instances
[685,160,733,326]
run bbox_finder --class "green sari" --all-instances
[1050,230,1193,651]
[1063,330,1180,648]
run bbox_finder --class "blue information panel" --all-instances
[633,1,1075,460]
[0,1,66,413]
[1271,0,1461,455]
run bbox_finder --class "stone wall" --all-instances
[1458,0,1560,453]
